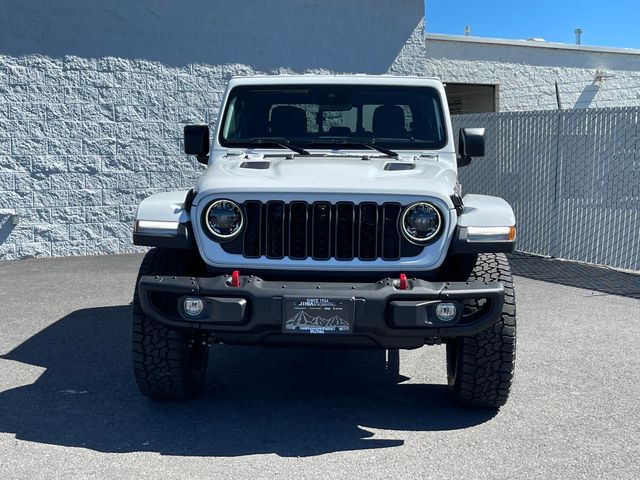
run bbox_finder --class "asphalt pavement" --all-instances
[0,253,639,479]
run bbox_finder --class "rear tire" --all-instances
[132,248,209,400]
[446,253,516,408]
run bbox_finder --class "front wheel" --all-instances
[132,248,209,400]
[446,253,516,408]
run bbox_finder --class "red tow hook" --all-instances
[229,270,240,287]
[398,273,408,290]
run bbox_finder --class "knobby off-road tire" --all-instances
[446,253,516,408]
[132,248,209,400]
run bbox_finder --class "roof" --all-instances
[227,75,444,88]
[425,33,640,56]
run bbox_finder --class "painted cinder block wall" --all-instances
[2,0,639,260]
[0,0,426,260]
[424,34,640,111]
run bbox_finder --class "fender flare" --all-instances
[133,190,197,250]
[450,194,516,254]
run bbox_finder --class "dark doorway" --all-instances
[445,83,497,114]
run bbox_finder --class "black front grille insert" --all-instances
[265,201,285,258]
[242,201,262,257]
[222,201,427,260]
[311,202,331,259]
[335,203,355,260]
[289,201,308,259]
[382,203,401,259]
[358,202,378,260]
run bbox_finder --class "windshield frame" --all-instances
[217,83,448,152]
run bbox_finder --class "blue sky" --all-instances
[425,0,640,49]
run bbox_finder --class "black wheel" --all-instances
[446,253,516,408]
[132,248,209,400]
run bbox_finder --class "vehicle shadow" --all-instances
[509,252,640,299]
[0,305,496,457]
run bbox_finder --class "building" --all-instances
[427,34,640,113]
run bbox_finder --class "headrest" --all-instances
[270,106,308,136]
[372,105,406,137]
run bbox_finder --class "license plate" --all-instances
[283,297,354,334]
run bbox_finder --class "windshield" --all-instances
[219,84,447,151]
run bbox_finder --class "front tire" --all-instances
[132,248,209,400]
[446,253,516,408]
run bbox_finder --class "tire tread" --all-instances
[132,248,208,400]
[448,253,516,408]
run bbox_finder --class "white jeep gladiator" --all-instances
[132,75,517,408]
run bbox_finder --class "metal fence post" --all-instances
[550,111,564,258]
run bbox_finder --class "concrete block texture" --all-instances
[0,0,426,259]
[424,35,640,111]
[3,1,638,261]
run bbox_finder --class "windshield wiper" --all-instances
[356,141,399,158]
[309,139,398,158]
[227,137,310,155]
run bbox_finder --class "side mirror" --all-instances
[184,125,210,164]
[458,127,485,166]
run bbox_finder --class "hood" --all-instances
[194,153,457,201]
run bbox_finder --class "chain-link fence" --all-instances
[452,107,640,271]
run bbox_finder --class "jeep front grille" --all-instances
[220,201,424,260]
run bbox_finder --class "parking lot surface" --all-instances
[0,253,639,479]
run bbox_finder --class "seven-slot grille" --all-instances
[222,201,424,260]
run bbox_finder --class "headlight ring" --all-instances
[204,199,244,240]
[400,202,442,244]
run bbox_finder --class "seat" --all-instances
[270,106,308,136]
[372,105,406,137]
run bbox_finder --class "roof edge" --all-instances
[425,33,640,56]
[227,74,444,84]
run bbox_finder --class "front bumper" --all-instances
[138,274,504,349]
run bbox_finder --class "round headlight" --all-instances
[204,199,244,240]
[400,202,442,244]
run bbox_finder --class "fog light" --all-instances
[435,302,457,322]
[183,297,204,316]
